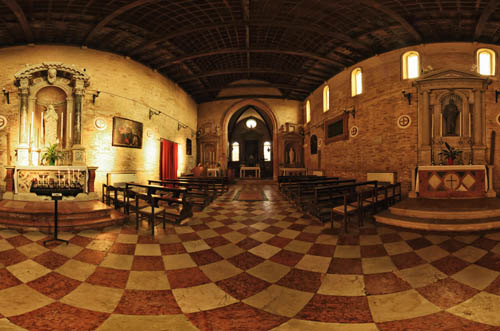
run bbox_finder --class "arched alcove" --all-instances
[221,99,279,180]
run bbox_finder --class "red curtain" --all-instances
[160,139,178,180]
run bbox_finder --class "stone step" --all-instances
[375,210,500,232]
[0,210,126,233]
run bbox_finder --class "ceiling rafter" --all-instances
[1,0,33,43]
[188,83,311,94]
[83,0,159,45]
[357,0,422,42]
[474,0,499,40]
[128,20,372,57]
[156,48,346,70]
[175,67,330,83]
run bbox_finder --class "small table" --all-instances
[207,168,220,177]
[240,166,261,178]
[279,168,307,176]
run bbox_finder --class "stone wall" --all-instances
[0,45,197,195]
[304,42,500,195]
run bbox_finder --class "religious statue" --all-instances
[443,99,459,136]
[47,68,57,84]
[44,104,59,146]
[288,147,295,164]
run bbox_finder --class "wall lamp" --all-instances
[496,90,500,103]
[2,88,9,104]
[92,90,100,104]
[344,107,356,119]
[149,108,161,120]
[402,90,411,105]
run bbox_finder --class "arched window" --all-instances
[477,48,495,76]
[351,68,362,96]
[402,51,420,79]
[263,141,271,161]
[231,142,240,162]
[323,86,330,112]
[305,100,311,123]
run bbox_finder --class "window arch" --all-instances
[323,85,330,112]
[231,142,240,162]
[402,51,420,79]
[263,141,271,161]
[305,100,311,123]
[477,48,495,76]
[351,68,362,96]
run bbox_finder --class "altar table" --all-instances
[416,165,487,198]
[240,166,261,178]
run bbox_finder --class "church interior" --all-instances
[2,1,500,330]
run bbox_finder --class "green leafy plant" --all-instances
[41,143,63,165]
[439,142,462,161]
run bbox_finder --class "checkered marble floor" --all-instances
[1,183,500,330]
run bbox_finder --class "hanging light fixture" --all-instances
[246,118,257,129]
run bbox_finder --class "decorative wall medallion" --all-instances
[350,126,359,137]
[146,128,154,139]
[496,114,500,126]
[0,115,6,130]
[94,117,107,130]
[397,115,411,129]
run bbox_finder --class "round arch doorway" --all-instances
[221,99,279,180]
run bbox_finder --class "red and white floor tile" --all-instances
[0,183,500,330]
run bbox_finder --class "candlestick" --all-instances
[60,111,64,144]
[41,111,44,146]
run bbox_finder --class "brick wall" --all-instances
[0,45,197,194]
[304,42,500,195]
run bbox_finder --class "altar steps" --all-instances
[0,200,126,232]
[374,198,500,231]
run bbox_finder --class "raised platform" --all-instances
[0,199,126,232]
[375,198,500,231]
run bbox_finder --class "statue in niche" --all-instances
[443,98,459,136]
[44,105,59,145]
[287,147,296,164]
[47,68,57,84]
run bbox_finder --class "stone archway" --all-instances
[221,99,280,180]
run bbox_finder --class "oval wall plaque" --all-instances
[0,115,6,130]
[397,115,411,129]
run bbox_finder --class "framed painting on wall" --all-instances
[324,113,348,145]
[112,117,143,149]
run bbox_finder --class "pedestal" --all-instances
[16,146,29,166]
[4,166,15,192]
[71,145,86,166]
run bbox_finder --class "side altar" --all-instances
[3,166,98,201]
[408,69,496,199]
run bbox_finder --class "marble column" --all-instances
[16,84,30,166]
[73,89,83,146]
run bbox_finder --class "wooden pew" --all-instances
[309,181,378,224]
[280,177,340,201]
[148,179,210,210]
[292,179,356,210]
[125,183,193,228]
[178,176,228,195]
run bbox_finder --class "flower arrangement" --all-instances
[41,143,63,165]
[439,142,462,165]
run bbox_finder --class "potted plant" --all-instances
[41,143,63,165]
[439,142,462,165]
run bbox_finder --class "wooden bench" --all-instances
[286,178,353,209]
[309,181,379,226]
[148,179,210,210]
[178,176,229,195]
[125,183,193,230]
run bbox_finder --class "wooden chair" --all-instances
[331,191,359,233]
[349,185,377,226]
[102,184,117,206]
[135,193,166,235]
